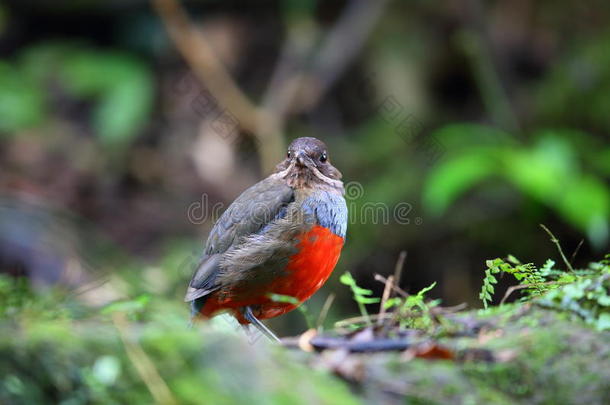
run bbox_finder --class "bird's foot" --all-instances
[241,306,281,343]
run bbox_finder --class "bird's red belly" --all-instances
[201,225,344,322]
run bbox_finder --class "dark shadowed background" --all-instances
[1,0,609,336]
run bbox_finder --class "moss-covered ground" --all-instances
[1,266,609,404]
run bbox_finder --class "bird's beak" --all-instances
[295,151,308,167]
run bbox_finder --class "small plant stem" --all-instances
[113,313,178,405]
[540,224,575,272]
[570,239,584,266]
[392,251,407,295]
[377,275,394,326]
[358,301,371,326]
[297,305,315,330]
[316,293,335,331]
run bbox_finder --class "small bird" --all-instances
[185,137,347,341]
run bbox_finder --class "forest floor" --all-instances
[1,256,609,404]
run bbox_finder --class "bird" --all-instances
[185,137,347,341]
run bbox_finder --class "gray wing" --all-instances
[185,176,294,302]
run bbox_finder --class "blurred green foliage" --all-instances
[538,258,610,331]
[479,252,610,329]
[0,42,153,144]
[0,2,607,303]
[536,31,610,133]
[340,271,380,324]
[0,61,46,133]
[424,125,610,247]
[3,250,610,404]
[1,7,610,403]
[0,274,360,405]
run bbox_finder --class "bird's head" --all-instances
[274,137,343,190]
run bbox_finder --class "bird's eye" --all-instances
[287,150,291,158]
[319,152,328,163]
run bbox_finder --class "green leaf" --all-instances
[430,123,515,153]
[101,294,151,315]
[597,295,610,306]
[351,285,374,296]
[556,176,609,248]
[0,62,46,133]
[60,49,153,145]
[384,297,402,309]
[541,259,556,274]
[596,313,610,331]
[503,135,576,203]
[355,296,381,304]
[267,293,300,305]
[507,255,521,265]
[416,282,437,297]
[339,272,356,286]
[423,151,498,215]
[557,274,577,284]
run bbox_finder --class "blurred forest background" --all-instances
[1,0,609,338]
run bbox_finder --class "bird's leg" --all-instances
[242,306,281,343]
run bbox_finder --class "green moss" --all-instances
[0,275,360,405]
[2,263,609,404]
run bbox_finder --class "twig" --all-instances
[154,0,389,173]
[316,293,336,331]
[258,0,389,163]
[291,0,390,112]
[67,276,110,299]
[309,336,411,352]
[570,239,584,266]
[262,0,389,118]
[377,275,394,326]
[499,281,562,305]
[458,0,519,132]
[152,0,260,131]
[363,252,406,331]
[151,0,283,172]
[113,314,178,405]
[260,17,319,127]
[374,273,409,297]
[540,224,574,272]
[392,251,407,294]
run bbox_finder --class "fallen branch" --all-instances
[309,336,412,352]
